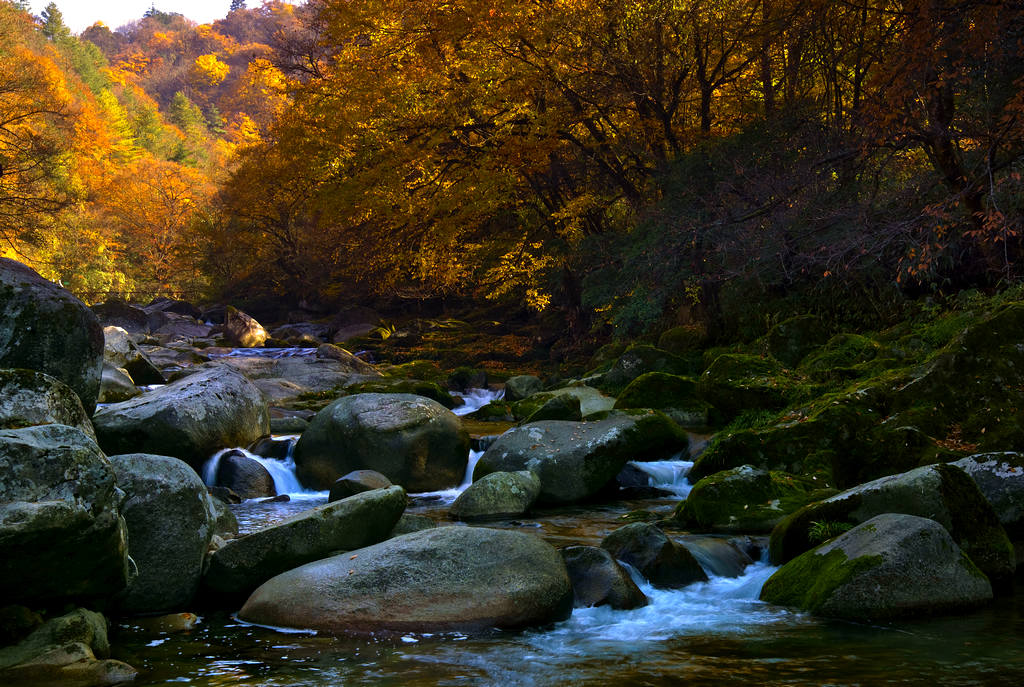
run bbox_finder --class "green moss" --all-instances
[344,379,456,408]
[383,360,445,382]
[614,372,698,410]
[760,548,884,613]
[768,495,861,565]
[935,463,1015,583]
[657,326,706,354]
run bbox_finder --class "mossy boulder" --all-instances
[450,470,540,520]
[0,369,96,441]
[447,366,488,392]
[696,354,797,419]
[0,425,130,607]
[760,513,992,621]
[798,333,890,381]
[613,372,717,427]
[0,258,105,414]
[768,463,1015,585]
[204,485,407,601]
[600,523,708,588]
[109,453,216,614]
[511,385,615,420]
[475,412,687,505]
[761,314,830,368]
[601,345,696,394]
[293,393,469,491]
[344,378,456,408]
[657,325,707,355]
[383,360,445,383]
[673,466,831,533]
[92,365,270,471]
[950,453,1024,546]
[523,394,583,423]
[561,546,647,610]
[466,400,515,422]
[239,526,573,634]
[504,374,544,402]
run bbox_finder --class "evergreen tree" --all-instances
[40,2,70,41]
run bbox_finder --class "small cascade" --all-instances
[628,455,695,498]
[408,448,485,502]
[206,347,318,360]
[202,441,322,498]
[451,387,505,416]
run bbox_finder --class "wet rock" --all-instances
[270,416,309,434]
[504,375,543,402]
[673,466,828,534]
[239,526,573,634]
[601,522,708,589]
[561,545,647,610]
[388,513,437,537]
[950,453,1024,555]
[0,425,130,607]
[92,365,270,471]
[328,470,393,502]
[0,608,136,687]
[678,537,755,578]
[523,394,582,423]
[769,463,1015,586]
[247,436,293,461]
[102,326,164,385]
[212,450,276,499]
[109,453,215,614]
[98,364,141,403]
[0,369,96,441]
[126,612,199,634]
[0,258,104,414]
[450,471,540,520]
[207,491,239,536]
[760,514,993,621]
[475,412,687,505]
[91,300,150,333]
[204,485,407,600]
[224,306,268,348]
[294,393,469,492]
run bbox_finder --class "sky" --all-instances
[28,1,259,33]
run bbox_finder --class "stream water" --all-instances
[111,382,1024,686]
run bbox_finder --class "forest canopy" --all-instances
[2,0,1023,340]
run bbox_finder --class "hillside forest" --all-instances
[2,0,1023,353]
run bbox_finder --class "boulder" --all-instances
[343,378,455,408]
[673,466,828,533]
[696,353,794,420]
[0,425,130,606]
[760,514,993,621]
[601,523,708,588]
[98,364,141,403]
[475,412,687,505]
[769,463,1015,585]
[92,365,270,471]
[316,344,378,376]
[389,513,437,537]
[679,537,756,578]
[0,258,104,414]
[450,471,540,520]
[601,345,695,394]
[223,306,267,348]
[561,546,647,610]
[246,436,293,461]
[328,470,393,502]
[0,608,136,687]
[504,375,544,402]
[204,485,407,600]
[293,393,469,491]
[90,300,150,333]
[239,526,573,634]
[657,326,707,354]
[211,449,276,499]
[109,453,215,613]
[102,326,164,385]
[446,367,488,392]
[950,453,1024,546]
[144,297,202,319]
[613,371,716,427]
[762,314,830,368]
[522,394,582,423]
[511,386,616,420]
[0,369,96,441]
[798,333,889,381]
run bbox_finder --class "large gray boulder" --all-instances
[475,412,687,505]
[224,306,267,348]
[768,463,1015,585]
[561,546,647,610]
[450,471,540,520]
[0,369,96,441]
[0,608,136,686]
[210,449,276,499]
[239,526,573,634]
[601,522,708,589]
[0,259,104,414]
[504,375,543,402]
[98,364,141,403]
[0,425,130,606]
[204,485,407,600]
[294,393,469,491]
[950,453,1024,545]
[328,470,392,502]
[92,365,270,471]
[760,513,993,621]
[109,454,215,614]
[102,326,164,385]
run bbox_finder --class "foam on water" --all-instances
[628,456,695,497]
[409,448,486,503]
[202,441,324,498]
[451,387,505,416]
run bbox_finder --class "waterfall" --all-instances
[202,439,323,498]
[627,455,695,497]
[451,387,505,416]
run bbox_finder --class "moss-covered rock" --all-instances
[382,360,446,383]
[523,394,583,423]
[949,453,1024,547]
[798,333,891,381]
[657,326,707,355]
[450,471,540,520]
[768,463,1015,586]
[344,378,456,408]
[0,369,96,441]
[696,353,799,419]
[760,513,992,621]
[601,345,696,394]
[673,466,831,533]
[511,385,615,420]
[761,314,830,368]
[504,374,544,402]
[466,401,515,422]
[446,366,487,392]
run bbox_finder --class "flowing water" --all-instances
[117,381,1024,686]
